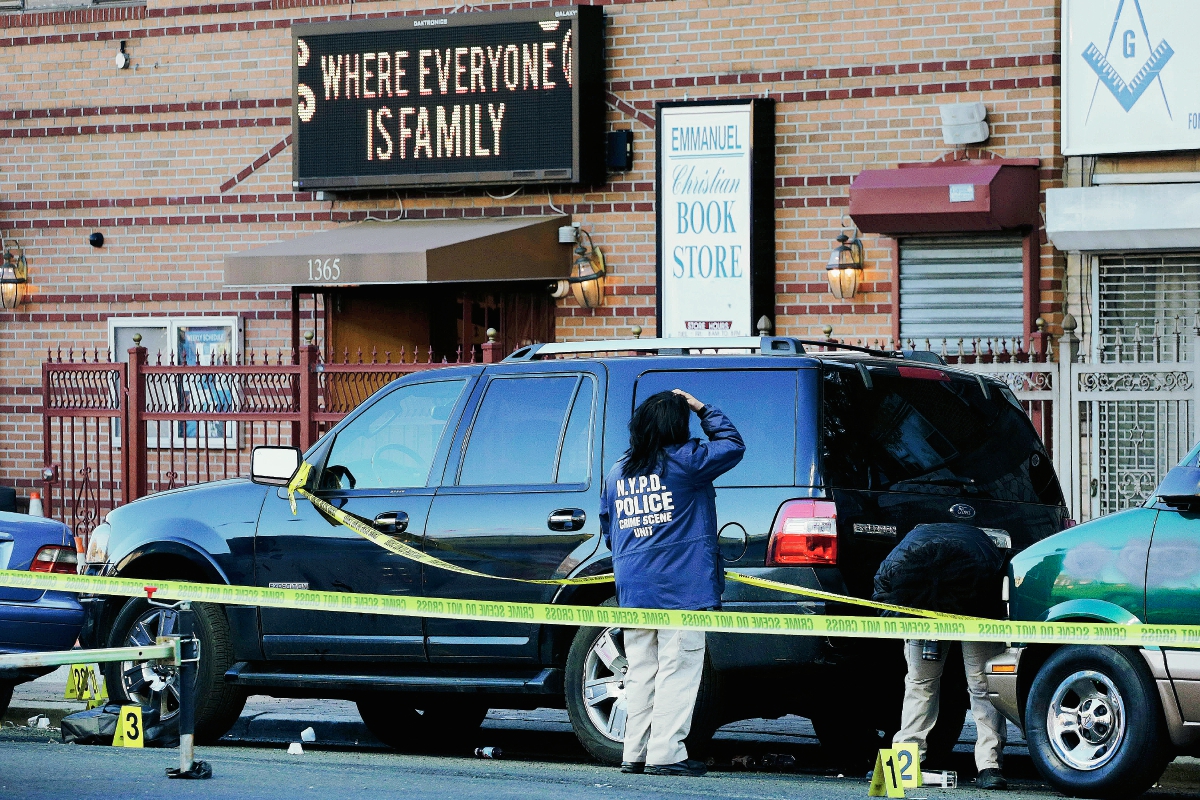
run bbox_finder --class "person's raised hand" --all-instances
[672,388,704,412]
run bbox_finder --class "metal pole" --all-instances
[166,601,211,779]
[178,601,195,774]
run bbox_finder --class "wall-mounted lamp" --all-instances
[115,41,131,70]
[825,230,864,300]
[0,235,29,310]
[551,227,607,309]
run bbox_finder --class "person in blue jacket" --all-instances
[599,388,745,777]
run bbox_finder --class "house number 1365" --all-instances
[307,258,341,281]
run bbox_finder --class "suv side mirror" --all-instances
[251,446,301,487]
[1155,465,1200,510]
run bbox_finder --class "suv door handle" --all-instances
[374,511,409,535]
[548,509,586,532]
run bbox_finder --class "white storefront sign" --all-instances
[1064,0,1200,155]
[658,103,754,338]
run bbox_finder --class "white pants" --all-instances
[893,640,1007,772]
[622,628,706,766]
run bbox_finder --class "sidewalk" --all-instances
[7,665,1018,753]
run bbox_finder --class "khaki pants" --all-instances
[622,628,706,766]
[893,640,1006,772]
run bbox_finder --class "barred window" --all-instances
[1097,253,1200,363]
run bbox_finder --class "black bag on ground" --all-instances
[61,703,178,747]
[872,523,1004,619]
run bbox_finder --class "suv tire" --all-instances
[356,695,488,751]
[1025,646,1170,799]
[0,681,12,718]
[564,614,720,766]
[103,598,245,743]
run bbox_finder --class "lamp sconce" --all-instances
[551,227,607,309]
[825,229,864,301]
[0,235,29,310]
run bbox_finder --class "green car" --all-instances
[986,441,1200,798]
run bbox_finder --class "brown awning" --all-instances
[224,216,572,287]
[848,160,1039,235]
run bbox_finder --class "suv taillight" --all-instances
[766,500,838,566]
[30,545,78,574]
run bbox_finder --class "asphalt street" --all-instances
[4,730,1200,800]
[6,668,1200,799]
[6,699,1200,799]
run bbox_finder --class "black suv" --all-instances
[80,336,1067,764]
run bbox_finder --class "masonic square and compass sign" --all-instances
[1064,0,1200,155]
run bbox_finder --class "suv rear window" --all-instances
[821,364,1062,504]
[634,370,796,487]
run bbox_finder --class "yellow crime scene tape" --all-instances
[2,567,1199,651]
[286,464,969,621]
[1,464,1189,653]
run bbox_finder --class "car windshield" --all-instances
[1179,439,1200,468]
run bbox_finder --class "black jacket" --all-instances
[872,523,1004,619]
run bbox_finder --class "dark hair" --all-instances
[622,391,691,478]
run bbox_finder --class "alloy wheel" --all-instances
[118,606,181,721]
[581,627,629,743]
[1046,669,1126,771]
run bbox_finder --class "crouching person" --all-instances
[873,523,1009,790]
[599,389,744,776]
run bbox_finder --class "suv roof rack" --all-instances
[504,336,801,361]
[502,337,928,362]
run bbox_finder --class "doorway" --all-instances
[328,281,556,363]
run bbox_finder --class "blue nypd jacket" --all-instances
[599,405,745,611]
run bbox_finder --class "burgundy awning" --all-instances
[848,160,1039,235]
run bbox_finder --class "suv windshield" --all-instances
[821,363,1062,504]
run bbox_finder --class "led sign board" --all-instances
[291,7,604,189]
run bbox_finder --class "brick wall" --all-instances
[0,0,1062,492]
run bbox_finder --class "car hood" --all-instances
[1008,506,1156,623]
[105,478,270,571]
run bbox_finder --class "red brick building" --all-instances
[0,0,1063,495]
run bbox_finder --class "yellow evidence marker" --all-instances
[87,678,109,710]
[893,742,923,788]
[112,705,144,748]
[868,749,906,798]
[64,663,98,701]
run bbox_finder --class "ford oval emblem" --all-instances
[950,503,976,520]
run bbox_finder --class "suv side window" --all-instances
[321,379,468,490]
[634,370,797,487]
[822,365,1062,504]
[458,375,596,486]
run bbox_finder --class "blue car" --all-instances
[0,511,85,717]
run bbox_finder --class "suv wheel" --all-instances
[0,681,12,718]
[103,598,245,743]
[1025,646,1170,799]
[356,694,487,751]
[564,619,719,765]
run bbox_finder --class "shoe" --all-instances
[645,759,708,776]
[620,762,645,774]
[976,768,1007,790]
